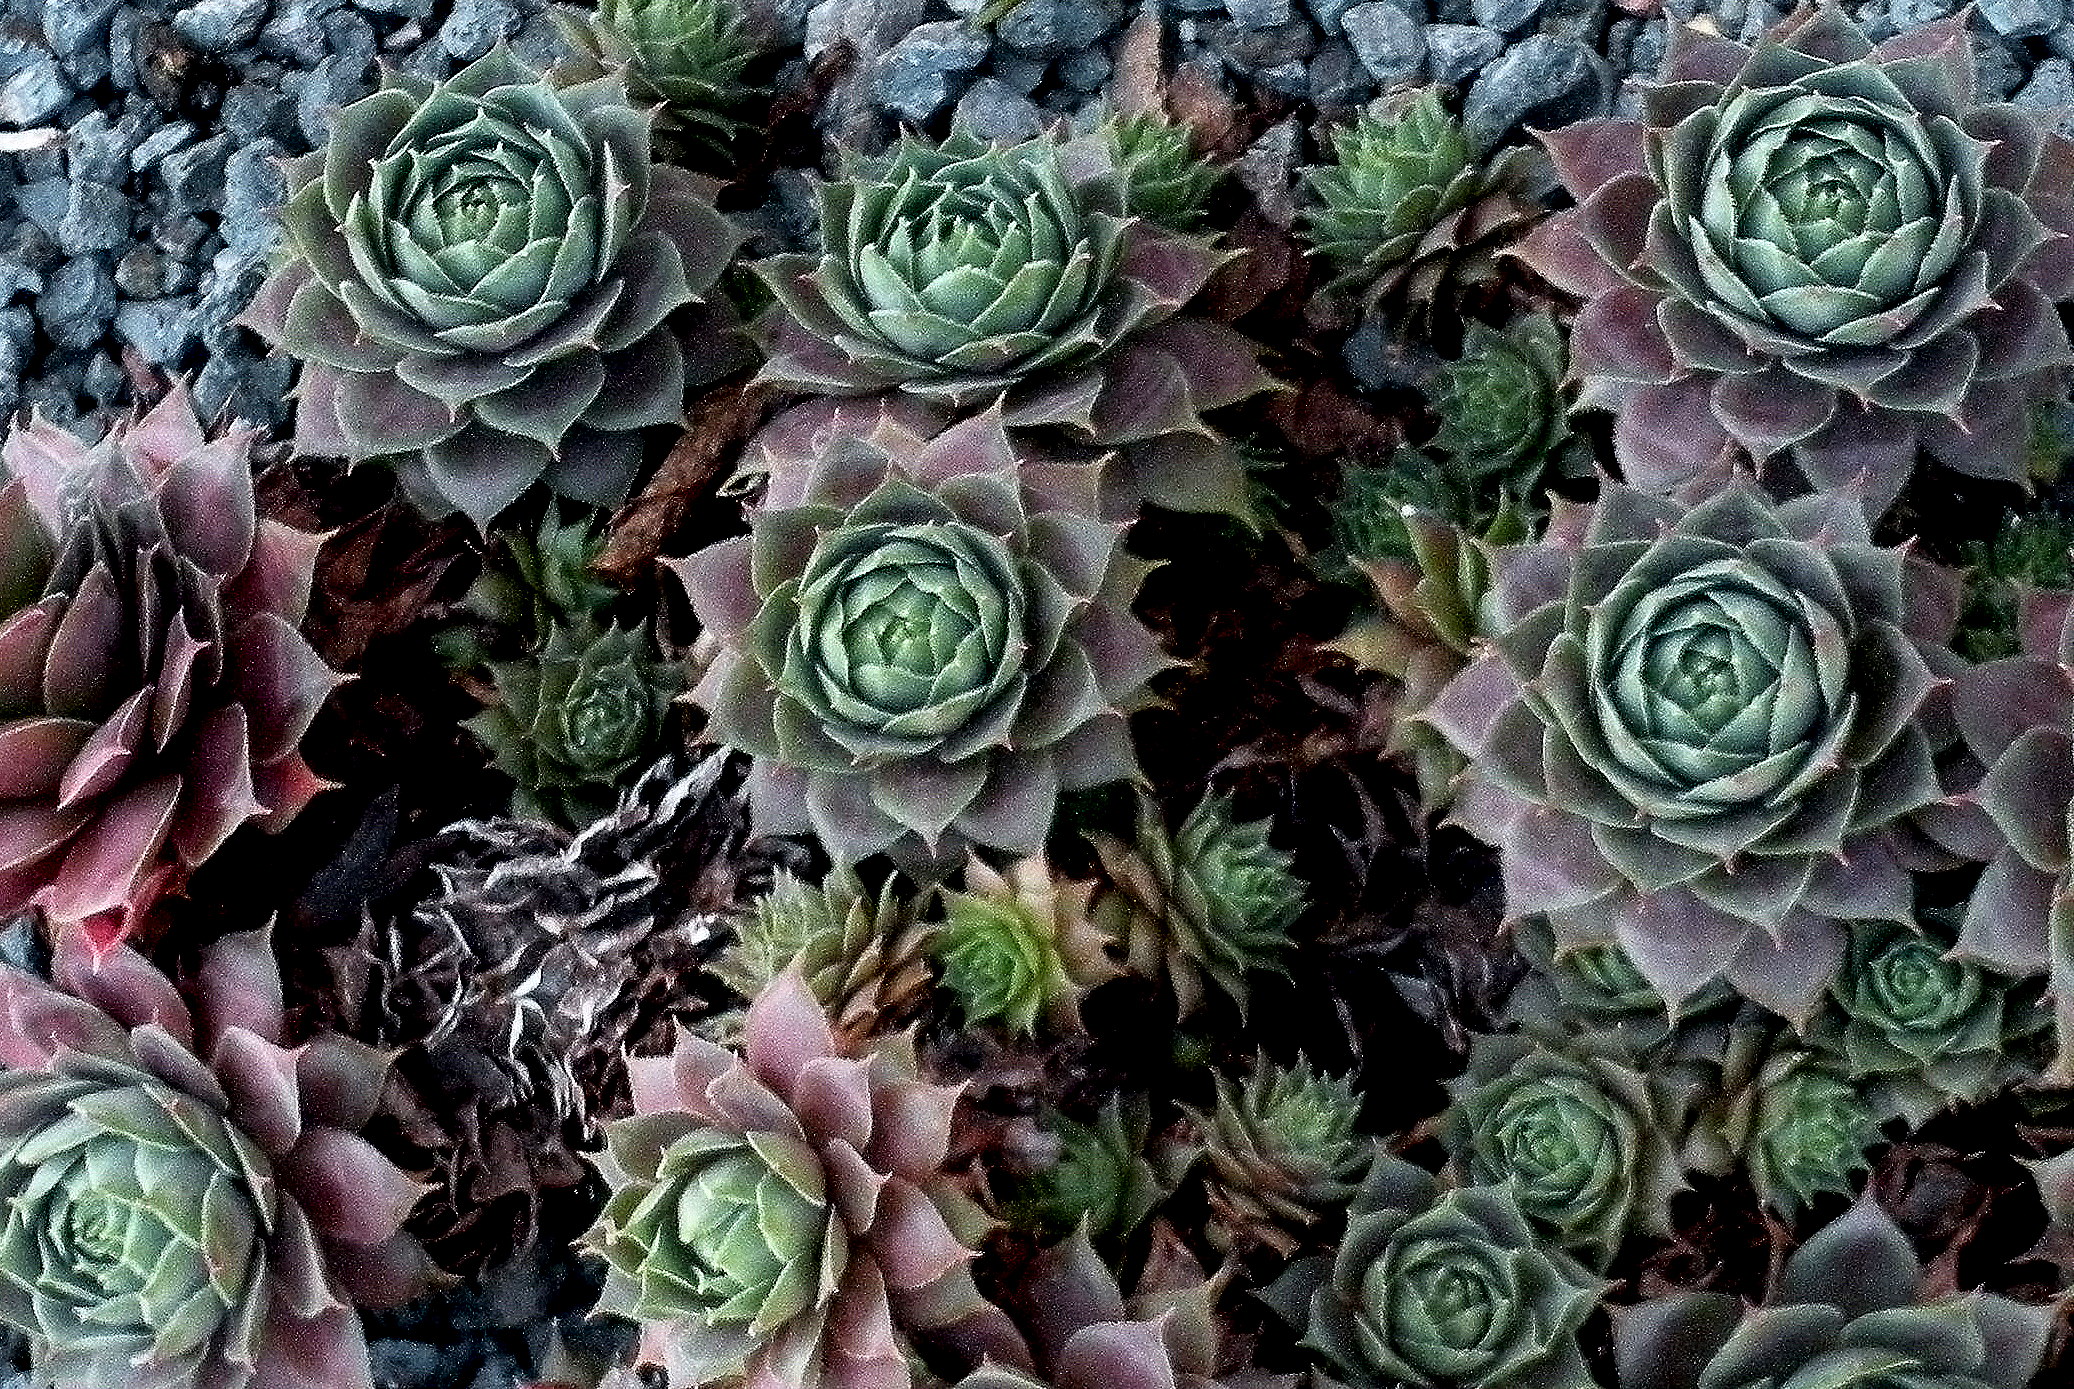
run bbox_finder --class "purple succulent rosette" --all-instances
[1516,8,2074,513]
[1427,481,1963,1024]
[753,129,1279,523]
[669,399,1169,868]
[1945,585,2074,1080]
[0,388,339,951]
[0,927,436,1389]
[242,45,748,529]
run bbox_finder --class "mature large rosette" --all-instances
[586,971,1015,1389]
[1614,1197,2049,1389]
[242,46,747,528]
[755,129,1277,521]
[0,388,338,948]
[1428,481,1960,1022]
[1518,8,2074,512]
[0,927,436,1389]
[669,399,1169,867]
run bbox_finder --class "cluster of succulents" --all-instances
[17,4,2074,1389]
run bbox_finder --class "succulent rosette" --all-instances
[1811,916,2046,1124]
[1517,8,2074,512]
[552,0,767,156]
[1614,1197,2050,1389]
[1428,480,1962,1023]
[1506,916,1734,1042]
[1101,113,1223,234]
[933,857,1119,1036]
[0,927,436,1389]
[0,389,339,947]
[465,620,681,826]
[1090,789,1305,1018]
[1427,313,1590,494]
[1260,1153,1603,1389]
[1442,1030,1690,1266]
[754,129,1278,521]
[1191,1052,1370,1259]
[669,400,1169,867]
[587,971,1015,1389]
[1945,584,2074,1079]
[242,46,748,529]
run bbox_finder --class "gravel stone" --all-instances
[1472,0,1543,28]
[1973,32,2025,97]
[12,177,66,237]
[0,253,42,306]
[995,0,1118,58]
[2016,57,2074,133]
[221,138,286,254]
[1306,0,1361,33]
[1343,1,1426,82]
[160,131,233,209]
[990,52,1047,92]
[81,349,125,407]
[1979,0,2060,34]
[58,179,131,255]
[173,0,269,49]
[1234,115,1301,227]
[1425,21,1500,81]
[132,118,200,168]
[193,338,291,426]
[114,246,168,298]
[1227,0,1293,27]
[0,53,71,126]
[297,52,367,143]
[356,0,432,16]
[257,0,333,62]
[44,0,121,57]
[107,6,145,89]
[1309,38,1375,103]
[1462,34,1610,152]
[952,76,1044,139]
[4,219,59,276]
[1255,57,1310,93]
[1056,46,1110,88]
[1888,0,1953,22]
[66,111,144,184]
[219,84,291,141]
[149,211,210,261]
[41,255,116,352]
[873,20,988,120]
[439,0,521,60]
[115,297,196,365]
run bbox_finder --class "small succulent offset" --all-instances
[1518,8,2074,512]
[1260,1154,1603,1389]
[1007,1094,1178,1245]
[1506,915,1732,1041]
[754,128,1278,521]
[465,621,681,825]
[670,402,1169,867]
[1812,916,2046,1126]
[933,857,1119,1036]
[1091,790,1305,1018]
[1442,1029,1689,1266]
[0,388,338,946]
[715,867,939,1048]
[588,972,1011,1389]
[1191,1052,1370,1258]
[1428,481,1960,1024]
[1303,88,1557,323]
[0,927,437,1389]
[1101,113,1223,232]
[1614,1197,2049,1389]
[452,503,620,646]
[1945,584,2074,1078]
[1681,1014,1881,1219]
[243,47,748,529]
[553,0,767,157]
[1427,313,1590,496]
[1952,508,2074,663]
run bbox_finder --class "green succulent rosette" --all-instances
[1615,1197,2050,1389]
[243,47,750,529]
[553,0,767,158]
[1192,1052,1371,1259]
[671,401,1170,868]
[933,857,1117,1036]
[755,128,1277,522]
[465,620,680,826]
[1428,313,1590,494]
[1260,1154,1602,1389]
[1304,88,1556,322]
[1442,1029,1691,1266]
[1101,113,1222,233]
[1429,481,1962,1024]
[1518,8,2074,512]
[1809,917,2047,1126]
[1507,915,1735,1043]
[456,502,620,641]
[1091,789,1305,1018]
[1008,1095,1179,1245]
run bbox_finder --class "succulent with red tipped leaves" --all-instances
[586,971,1015,1389]
[754,128,1279,523]
[0,387,339,949]
[669,399,1169,868]
[0,926,436,1389]
[1516,8,2074,513]
[241,46,749,530]
[1428,480,1963,1024]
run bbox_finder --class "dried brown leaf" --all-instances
[596,375,768,588]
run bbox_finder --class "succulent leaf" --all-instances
[1190,1051,1370,1258]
